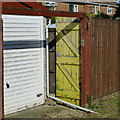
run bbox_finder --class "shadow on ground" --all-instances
[5,92,119,119]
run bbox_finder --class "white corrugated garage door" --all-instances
[2,15,45,115]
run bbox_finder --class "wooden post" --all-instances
[81,18,90,106]
[118,21,120,95]
[0,1,4,119]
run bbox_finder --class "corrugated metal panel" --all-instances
[2,15,45,115]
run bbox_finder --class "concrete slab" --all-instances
[5,101,84,118]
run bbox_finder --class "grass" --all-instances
[87,92,119,118]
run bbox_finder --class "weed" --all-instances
[88,96,104,110]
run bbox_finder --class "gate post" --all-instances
[0,2,4,120]
[81,18,90,107]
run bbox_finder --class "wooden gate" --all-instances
[56,17,81,105]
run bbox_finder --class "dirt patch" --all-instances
[5,101,85,118]
[5,92,119,118]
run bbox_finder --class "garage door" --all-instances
[2,15,45,115]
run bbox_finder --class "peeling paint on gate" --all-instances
[56,17,81,106]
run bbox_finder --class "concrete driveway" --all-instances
[5,99,87,118]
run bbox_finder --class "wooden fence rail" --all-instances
[89,17,120,98]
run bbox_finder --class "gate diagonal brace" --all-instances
[57,63,79,90]
[56,30,79,57]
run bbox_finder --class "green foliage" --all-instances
[88,96,104,110]
[86,12,110,21]
[113,5,120,19]
[118,96,120,108]
[51,17,56,24]
[47,17,56,25]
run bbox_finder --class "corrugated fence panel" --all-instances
[89,18,119,98]
[2,15,45,115]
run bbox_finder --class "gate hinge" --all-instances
[81,39,85,47]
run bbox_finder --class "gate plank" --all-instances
[56,57,80,65]
[56,30,79,57]
[57,64,79,90]
[56,17,81,106]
